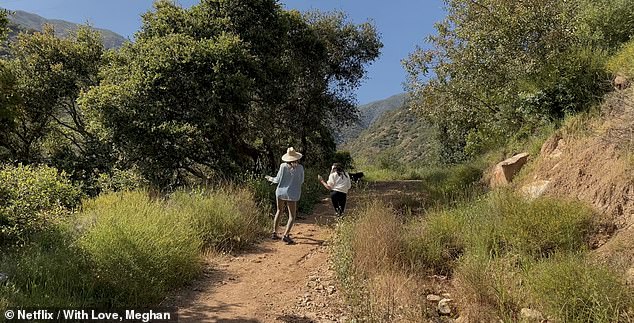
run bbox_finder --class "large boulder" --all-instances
[490,153,529,188]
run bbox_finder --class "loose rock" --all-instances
[438,298,453,315]
[426,294,442,302]
[520,308,544,321]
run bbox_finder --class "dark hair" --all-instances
[332,163,348,178]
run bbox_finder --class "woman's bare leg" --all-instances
[283,201,297,236]
[273,198,287,234]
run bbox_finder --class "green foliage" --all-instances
[333,150,354,170]
[1,185,267,308]
[577,0,634,50]
[607,39,634,79]
[171,187,268,251]
[0,25,115,194]
[0,226,97,308]
[0,9,7,42]
[1,26,105,164]
[527,255,633,323]
[404,0,628,162]
[417,164,484,205]
[405,212,464,275]
[95,167,148,193]
[0,164,81,246]
[76,192,202,306]
[81,1,381,189]
[298,168,325,214]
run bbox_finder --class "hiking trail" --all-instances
[169,181,425,323]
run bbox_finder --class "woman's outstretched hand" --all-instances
[265,175,273,182]
[317,174,323,181]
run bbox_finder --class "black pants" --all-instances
[330,190,347,216]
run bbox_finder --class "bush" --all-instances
[77,192,202,306]
[333,150,354,170]
[96,167,148,193]
[171,187,268,251]
[298,168,325,214]
[0,164,81,246]
[607,39,634,79]
[417,164,485,206]
[0,226,97,308]
[527,254,633,323]
[489,192,594,257]
[404,211,464,275]
[333,201,404,281]
[1,186,269,309]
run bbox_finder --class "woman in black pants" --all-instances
[318,163,352,216]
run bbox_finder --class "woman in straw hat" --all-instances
[265,147,304,244]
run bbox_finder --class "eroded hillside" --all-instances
[517,88,634,271]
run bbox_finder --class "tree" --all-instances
[0,25,110,188]
[0,10,16,146]
[82,0,381,189]
[404,0,616,161]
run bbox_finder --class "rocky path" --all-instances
[170,181,425,323]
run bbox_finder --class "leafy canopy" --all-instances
[82,0,381,189]
[405,0,633,162]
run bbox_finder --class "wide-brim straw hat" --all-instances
[282,147,302,162]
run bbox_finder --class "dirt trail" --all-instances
[170,181,424,323]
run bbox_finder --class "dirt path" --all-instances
[170,181,425,323]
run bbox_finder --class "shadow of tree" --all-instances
[275,314,316,323]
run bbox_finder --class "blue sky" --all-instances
[0,0,446,105]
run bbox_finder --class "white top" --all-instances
[327,171,351,194]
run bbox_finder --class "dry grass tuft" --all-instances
[351,201,404,274]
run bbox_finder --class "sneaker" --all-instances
[282,235,295,245]
[271,233,281,240]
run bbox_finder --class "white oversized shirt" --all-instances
[327,171,351,194]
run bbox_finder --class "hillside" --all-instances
[343,101,438,166]
[335,93,406,145]
[3,9,126,49]
[515,87,634,273]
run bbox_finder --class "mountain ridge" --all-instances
[336,92,407,145]
[3,9,126,49]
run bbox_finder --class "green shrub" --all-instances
[171,187,267,251]
[607,39,634,79]
[417,164,485,206]
[96,167,148,193]
[298,168,325,214]
[527,254,633,323]
[77,192,202,306]
[404,211,465,275]
[333,150,354,170]
[245,173,276,211]
[0,164,81,246]
[486,192,594,257]
[0,226,97,308]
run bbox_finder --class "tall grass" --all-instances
[527,254,633,323]
[77,192,203,306]
[0,226,97,308]
[1,186,268,308]
[334,182,632,322]
[607,39,634,79]
[171,187,267,251]
[332,201,432,322]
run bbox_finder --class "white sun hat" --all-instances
[281,147,303,162]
